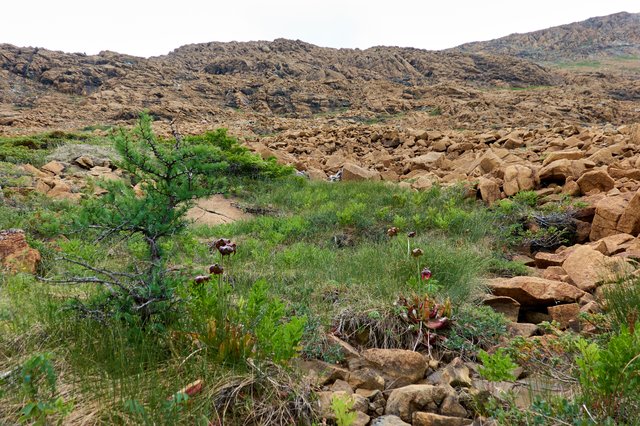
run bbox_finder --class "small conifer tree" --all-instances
[63,113,291,323]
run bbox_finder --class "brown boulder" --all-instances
[362,349,427,389]
[542,266,568,281]
[538,159,573,183]
[411,173,440,191]
[542,150,584,166]
[534,250,572,268]
[370,415,411,426]
[0,229,41,274]
[562,179,581,196]
[576,169,615,194]
[410,153,445,171]
[348,368,386,391]
[385,384,450,422]
[41,160,65,176]
[590,196,628,241]
[297,359,349,386]
[562,245,633,291]
[74,155,94,169]
[503,165,537,196]
[487,276,586,307]
[342,163,382,181]
[477,177,501,204]
[477,150,505,176]
[539,159,592,184]
[439,394,468,418]
[547,303,580,329]
[617,189,640,235]
[591,233,635,255]
[22,164,48,178]
[508,322,539,337]
[425,358,472,388]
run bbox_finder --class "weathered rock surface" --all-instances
[185,195,252,226]
[0,229,41,274]
[371,415,411,426]
[385,385,450,422]
[562,244,633,291]
[412,412,473,426]
[487,276,586,306]
[454,12,640,62]
[361,349,427,389]
[482,296,520,322]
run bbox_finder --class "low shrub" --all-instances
[576,322,640,422]
[477,348,518,382]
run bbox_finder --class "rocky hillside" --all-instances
[1,29,639,136]
[454,12,640,62]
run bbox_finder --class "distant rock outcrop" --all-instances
[453,12,640,62]
[1,13,639,137]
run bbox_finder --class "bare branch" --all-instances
[37,275,118,293]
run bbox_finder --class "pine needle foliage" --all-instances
[68,113,292,323]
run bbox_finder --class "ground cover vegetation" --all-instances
[1,116,639,424]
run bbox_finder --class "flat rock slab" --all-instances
[487,276,586,307]
[186,195,252,226]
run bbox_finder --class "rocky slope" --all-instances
[1,19,639,137]
[454,12,640,62]
[3,13,640,425]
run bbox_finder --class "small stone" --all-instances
[41,160,65,176]
[75,155,94,169]
[439,394,468,418]
[330,379,353,394]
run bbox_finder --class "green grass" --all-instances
[554,60,602,69]
[3,145,636,423]
[8,122,632,423]
[13,122,622,424]
[0,131,109,166]
[0,173,506,423]
[602,276,640,331]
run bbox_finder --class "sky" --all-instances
[2,0,639,57]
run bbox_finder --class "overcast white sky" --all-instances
[2,0,638,57]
